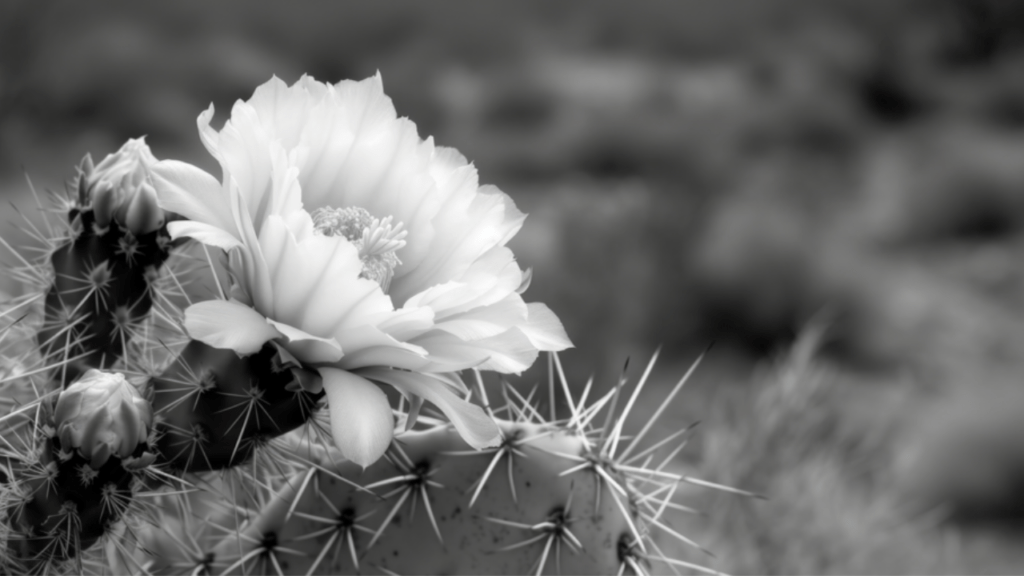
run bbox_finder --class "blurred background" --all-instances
[3,0,1024,573]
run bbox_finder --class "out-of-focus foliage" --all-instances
[4,0,1024,573]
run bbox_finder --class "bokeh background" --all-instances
[3,1,1024,573]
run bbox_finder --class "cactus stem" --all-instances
[452,426,535,508]
[290,504,374,573]
[272,436,374,497]
[162,421,215,472]
[219,388,273,465]
[365,448,445,549]
[115,232,141,265]
[489,498,583,576]
[540,349,744,572]
[98,482,132,519]
[222,529,305,576]
[46,501,82,562]
[218,540,271,576]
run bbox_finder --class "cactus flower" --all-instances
[151,74,571,466]
[53,369,153,469]
[80,138,164,234]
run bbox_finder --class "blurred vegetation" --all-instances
[3,0,1024,573]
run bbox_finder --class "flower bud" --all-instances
[54,369,153,469]
[84,138,165,235]
[90,180,119,228]
[115,179,163,235]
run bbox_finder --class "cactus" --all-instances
[35,139,173,387]
[2,370,156,573]
[0,75,757,574]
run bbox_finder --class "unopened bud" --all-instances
[91,180,118,229]
[84,138,166,235]
[115,180,163,235]
[54,369,153,469]
[76,154,96,206]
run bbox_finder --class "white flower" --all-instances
[151,75,571,466]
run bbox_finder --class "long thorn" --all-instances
[619,349,705,462]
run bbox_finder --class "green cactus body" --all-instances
[38,147,172,387]
[151,340,324,473]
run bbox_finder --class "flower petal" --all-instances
[151,159,236,237]
[265,319,343,364]
[430,295,528,342]
[320,367,394,467]
[520,303,573,351]
[257,215,393,336]
[166,220,242,251]
[334,325,430,371]
[361,367,500,450]
[411,328,539,375]
[184,299,281,355]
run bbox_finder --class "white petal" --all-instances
[365,305,435,342]
[197,105,221,160]
[412,329,538,375]
[258,216,392,336]
[166,220,242,251]
[392,180,525,302]
[406,247,523,318]
[320,368,394,467]
[334,325,430,371]
[247,75,323,149]
[265,319,343,364]
[520,303,573,351]
[472,328,540,374]
[184,300,281,355]
[226,179,275,313]
[361,367,499,450]
[431,295,528,342]
[150,159,236,236]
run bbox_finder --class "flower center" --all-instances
[311,206,407,292]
